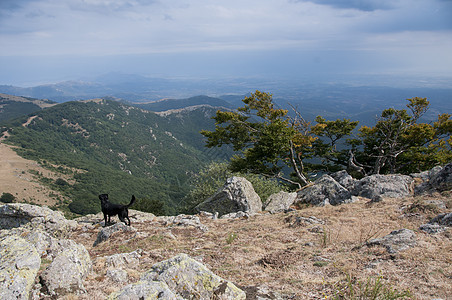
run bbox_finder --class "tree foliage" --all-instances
[202,93,451,187]
[201,91,315,188]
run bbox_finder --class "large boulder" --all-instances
[140,253,246,299]
[195,176,262,217]
[108,280,183,300]
[429,163,452,192]
[352,174,413,200]
[331,170,356,191]
[40,239,92,297]
[264,191,297,213]
[0,203,76,238]
[367,229,416,253]
[296,175,352,206]
[0,235,41,300]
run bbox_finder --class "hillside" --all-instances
[0,93,55,122]
[133,95,234,112]
[0,98,231,215]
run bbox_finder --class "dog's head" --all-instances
[99,194,109,203]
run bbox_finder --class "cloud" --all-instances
[297,0,394,11]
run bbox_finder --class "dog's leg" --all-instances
[103,214,108,227]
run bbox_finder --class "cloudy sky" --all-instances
[1,0,452,85]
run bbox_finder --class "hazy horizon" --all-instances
[1,0,452,87]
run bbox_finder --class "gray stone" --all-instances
[93,222,137,246]
[420,212,452,234]
[331,170,356,191]
[141,253,246,299]
[108,280,183,300]
[0,203,76,238]
[265,191,297,214]
[195,176,262,217]
[159,214,208,232]
[367,229,416,253]
[106,269,128,283]
[0,235,41,300]
[40,239,92,297]
[105,249,142,269]
[296,174,352,206]
[430,163,452,192]
[353,174,413,199]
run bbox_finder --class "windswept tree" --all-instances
[355,97,451,174]
[201,90,316,188]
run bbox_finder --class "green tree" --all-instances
[311,116,359,172]
[201,91,315,188]
[356,97,451,174]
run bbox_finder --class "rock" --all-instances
[296,174,352,206]
[159,214,208,232]
[40,239,92,297]
[106,269,128,283]
[0,203,76,238]
[0,235,41,300]
[220,211,250,219]
[264,191,297,214]
[331,170,356,191]
[352,174,413,200]
[105,249,142,269]
[195,176,262,217]
[108,280,183,300]
[429,212,452,226]
[367,229,416,253]
[140,253,246,299]
[430,163,452,192]
[93,222,137,246]
[287,215,325,228]
[420,212,452,234]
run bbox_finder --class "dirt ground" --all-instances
[0,142,65,206]
[68,194,451,300]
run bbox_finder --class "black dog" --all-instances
[99,194,136,226]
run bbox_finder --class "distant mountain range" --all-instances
[1,73,451,126]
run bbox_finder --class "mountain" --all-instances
[0,93,56,122]
[132,95,234,112]
[0,98,231,215]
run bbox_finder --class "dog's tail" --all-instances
[127,195,136,207]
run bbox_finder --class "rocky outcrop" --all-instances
[159,214,208,232]
[413,163,452,195]
[352,174,413,201]
[420,212,452,234]
[140,253,245,299]
[264,191,297,213]
[93,222,137,246]
[0,203,76,238]
[0,235,41,300]
[296,174,353,206]
[39,240,92,297]
[194,176,262,217]
[367,229,416,253]
[331,170,357,191]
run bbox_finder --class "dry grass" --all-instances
[69,195,451,299]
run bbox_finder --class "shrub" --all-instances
[0,192,16,203]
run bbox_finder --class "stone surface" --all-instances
[352,174,413,200]
[141,253,246,299]
[264,191,297,214]
[331,170,356,191]
[108,280,183,300]
[429,163,452,192]
[93,222,137,246]
[195,176,262,217]
[296,175,352,206]
[0,203,76,237]
[105,249,142,269]
[40,239,92,297]
[0,235,41,300]
[367,229,416,253]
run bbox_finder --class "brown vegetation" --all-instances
[69,194,451,299]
